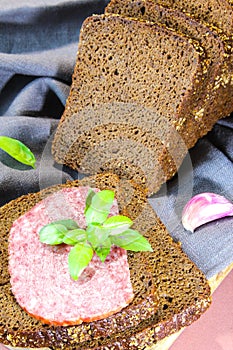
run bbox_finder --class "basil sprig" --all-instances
[0,136,36,168]
[39,189,153,280]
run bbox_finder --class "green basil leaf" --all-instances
[95,238,111,262]
[39,219,79,245]
[86,223,110,249]
[85,190,115,224]
[0,136,36,168]
[63,228,87,245]
[39,219,78,245]
[110,229,153,252]
[53,219,79,230]
[68,243,93,280]
[39,223,68,245]
[84,189,96,213]
[103,215,133,234]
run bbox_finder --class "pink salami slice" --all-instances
[8,187,134,326]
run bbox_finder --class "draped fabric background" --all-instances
[0,0,232,279]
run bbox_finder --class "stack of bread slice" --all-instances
[52,0,233,195]
[106,0,233,132]
[150,0,233,38]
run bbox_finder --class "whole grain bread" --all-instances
[151,0,233,109]
[106,0,233,134]
[52,13,209,194]
[153,0,233,36]
[0,173,211,349]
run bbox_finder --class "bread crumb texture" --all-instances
[52,10,233,195]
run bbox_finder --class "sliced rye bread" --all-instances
[151,0,233,110]
[105,0,233,133]
[0,173,211,349]
[52,14,209,194]
[152,0,233,37]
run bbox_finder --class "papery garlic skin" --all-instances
[182,193,233,233]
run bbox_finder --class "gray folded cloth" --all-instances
[0,0,232,279]
[0,0,108,202]
[149,116,233,278]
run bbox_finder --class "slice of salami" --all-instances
[8,187,134,326]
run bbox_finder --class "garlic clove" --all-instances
[182,192,233,233]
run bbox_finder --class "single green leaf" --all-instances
[39,219,78,245]
[0,136,36,168]
[86,223,110,249]
[84,189,96,213]
[68,243,93,280]
[39,223,67,245]
[85,190,115,224]
[52,219,79,230]
[62,228,87,245]
[103,215,133,234]
[110,229,153,252]
[95,238,111,262]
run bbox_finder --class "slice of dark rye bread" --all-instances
[52,14,212,194]
[152,0,233,37]
[105,0,233,131]
[151,1,233,103]
[0,174,211,349]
